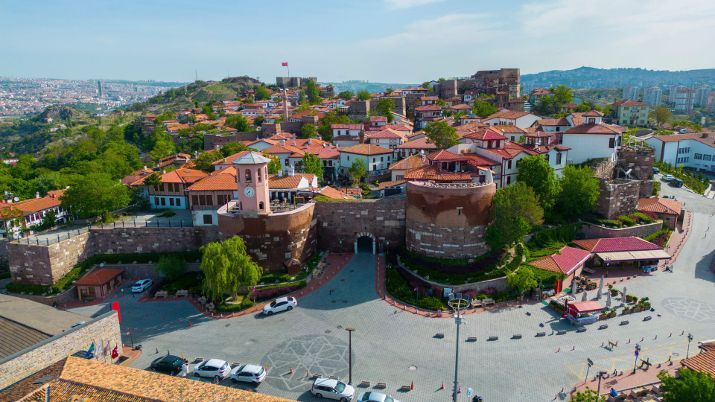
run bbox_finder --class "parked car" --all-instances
[652,167,660,174]
[230,364,266,384]
[357,391,400,402]
[193,358,231,380]
[662,174,674,182]
[150,354,186,375]
[310,377,355,401]
[131,279,153,293]
[262,296,298,315]
[669,178,684,188]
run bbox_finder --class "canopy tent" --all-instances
[596,249,670,263]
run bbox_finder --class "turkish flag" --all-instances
[111,345,119,359]
[111,301,120,323]
[281,62,288,67]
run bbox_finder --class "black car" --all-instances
[150,354,186,375]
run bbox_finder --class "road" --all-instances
[70,184,715,402]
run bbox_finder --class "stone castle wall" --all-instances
[9,231,91,286]
[405,182,495,258]
[581,220,663,239]
[313,196,406,253]
[597,179,641,219]
[218,203,317,273]
[0,311,121,390]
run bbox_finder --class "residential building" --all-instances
[388,153,428,181]
[643,86,663,106]
[394,137,438,159]
[694,85,710,107]
[645,132,715,172]
[637,197,682,229]
[561,112,622,164]
[414,104,442,129]
[519,130,570,176]
[482,110,541,129]
[148,168,207,209]
[365,127,408,149]
[338,144,394,182]
[366,115,388,130]
[622,86,640,100]
[330,123,363,147]
[186,166,239,226]
[671,87,695,113]
[0,191,68,239]
[401,149,496,185]
[528,88,551,105]
[613,100,650,127]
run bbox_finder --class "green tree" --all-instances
[266,153,282,175]
[156,255,186,282]
[653,106,672,128]
[220,142,249,157]
[305,79,321,105]
[300,123,318,139]
[658,368,715,402]
[338,90,354,101]
[506,267,538,299]
[143,172,162,187]
[33,210,57,231]
[195,150,224,171]
[61,173,130,219]
[421,81,431,89]
[200,237,262,302]
[357,90,371,101]
[302,153,323,181]
[485,182,544,250]
[517,155,560,211]
[348,159,367,185]
[556,165,600,220]
[375,98,394,123]
[317,111,352,141]
[225,115,251,131]
[148,129,176,162]
[254,85,270,101]
[571,388,605,402]
[472,100,498,118]
[552,85,573,106]
[425,120,459,149]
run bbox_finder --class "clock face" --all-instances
[244,187,255,198]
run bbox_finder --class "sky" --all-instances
[2,0,714,84]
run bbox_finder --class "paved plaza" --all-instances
[69,185,715,402]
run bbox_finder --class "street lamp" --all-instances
[632,344,641,374]
[448,296,469,402]
[596,371,607,397]
[686,333,694,359]
[346,327,355,385]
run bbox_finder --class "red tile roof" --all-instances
[74,268,124,286]
[681,341,715,377]
[369,116,388,122]
[480,141,536,159]
[427,149,463,161]
[572,236,661,253]
[564,123,622,135]
[389,154,428,171]
[462,127,508,141]
[340,144,392,155]
[485,110,531,120]
[7,196,61,215]
[415,105,442,112]
[637,197,682,216]
[330,124,363,130]
[376,180,406,190]
[160,168,208,184]
[211,151,250,166]
[651,132,715,148]
[462,153,499,167]
[535,118,570,126]
[403,165,473,182]
[268,173,316,189]
[187,167,237,191]
[365,128,407,140]
[318,186,355,200]
[529,246,591,276]
[395,137,437,150]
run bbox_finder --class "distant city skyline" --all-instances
[2,0,714,83]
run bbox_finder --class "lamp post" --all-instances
[686,333,693,359]
[632,343,641,374]
[448,296,469,402]
[596,371,607,397]
[346,327,355,385]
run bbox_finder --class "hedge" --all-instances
[385,266,447,311]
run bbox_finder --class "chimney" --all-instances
[35,191,40,199]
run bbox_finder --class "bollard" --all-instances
[512,334,522,339]
[536,332,546,337]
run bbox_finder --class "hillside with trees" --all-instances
[522,66,715,89]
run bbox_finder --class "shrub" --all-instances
[630,212,654,224]
[6,282,50,295]
[618,215,636,227]
[385,266,447,311]
[156,255,186,281]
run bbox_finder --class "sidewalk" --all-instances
[571,359,678,399]
[658,210,692,270]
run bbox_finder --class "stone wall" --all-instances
[618,146,654,181]
[0,239,8,268]
[0,311,121,390]
[581,220,663,239]
[597,179,641,219]
[405,182,495,258]
[396,259,507,299]
[313,196,406,253]
[89,227,219,255]
[9,231,91,286]
[203,132,259,150]
[218,203,317,273]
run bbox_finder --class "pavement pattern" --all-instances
[69,183,715,402]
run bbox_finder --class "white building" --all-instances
[338,144,394,181]
[365,128,407,150]
[622,86,640,100]
[643,86,663,107]
[561,112,622,164]
[645,132,715,172]
[482,110,541,129]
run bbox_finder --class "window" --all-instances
[175,198,181,206]
[373,158,376,163]
[259,201,264,210]
[199,195,205,205]
[695,153,703,160]
[609,138,615,148]
[544,153,550,162]
[160,198,166,206]
[506,176,511,185]
[704,154,712,161]
[206,195,213,206]
[245,169,252,182]
[192,195,199,205]
[507,160,512,169]
[169,198,175,206]
[203,214,213,225]
[556,152,562,165]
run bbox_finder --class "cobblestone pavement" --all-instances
[69,185,715,402]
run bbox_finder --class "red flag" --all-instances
[111,301,120,323]
[281,62,288,67]
[111,345,119,359]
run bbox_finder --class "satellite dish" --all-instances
[13,197,19,202]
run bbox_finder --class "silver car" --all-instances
[311,377,355,401]
[357,391,400,402]
[192,358,230,380]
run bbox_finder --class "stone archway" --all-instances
[354,232,376,254]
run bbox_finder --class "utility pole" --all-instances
[632,343,641,374]
[686,333,694,358]
[585,358,594,384]
[346,327,355,385]
[596,371,607,397]
[448,296,468,402]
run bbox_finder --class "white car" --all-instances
[662,174,674,182]
[357,391,400,402]
[311,377,355,401]
[131,279,153,293]
[230,364,266,384]
[193,358,231,380]
[262,296,298,315]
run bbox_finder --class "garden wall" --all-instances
[580,221,663,239]
[396,259,507,297]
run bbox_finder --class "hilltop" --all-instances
[522,66,715,90]
[128,76,263,113]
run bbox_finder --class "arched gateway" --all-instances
[354,232,376,254]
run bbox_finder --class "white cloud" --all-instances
[384,0,446,10]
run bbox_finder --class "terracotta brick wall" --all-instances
[0,311,121,390]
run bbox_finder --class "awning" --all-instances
[596,249,670,263]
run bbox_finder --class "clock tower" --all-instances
[232,151,271,215]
